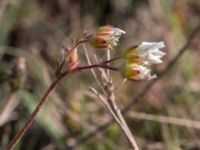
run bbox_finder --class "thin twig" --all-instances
[114,78,127,91]
[83,44,107,95]
[90,85,139,150]
[89,87,122,126]
[75,64,118,72]
[106,82,139,150]
[106,49,111,79]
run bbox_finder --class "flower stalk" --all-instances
[6,59,118,150]
[6,25,166,150]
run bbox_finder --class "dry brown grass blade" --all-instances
[128,112,200,130]
[0,94,20,127]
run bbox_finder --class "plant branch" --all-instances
[106,83,139,150]
[90,85,139,150]
[6,61,118,150]
[6,73,67,150]
[89,87,122,126]
[76,64,118,71]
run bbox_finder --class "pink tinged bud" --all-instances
[68,48,80,70]
[89,25,125,50]
[97,25,126,37]
[91,36,109,49]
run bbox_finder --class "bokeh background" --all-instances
[0,0,200,150]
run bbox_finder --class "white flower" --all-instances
[137,41,166,64]
[122,41,166,81]
[121,63,157,81]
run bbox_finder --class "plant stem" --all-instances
[106,84,139,150]
[102,56,122,64]
[116,109,139,150]
[76,64,118,71]
[6,73,67,150]
[6,62,117,150]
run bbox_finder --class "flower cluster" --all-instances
[89,25,126,50]
[87,26,166,81]
[121,42,166,80]
[61,25,166,81]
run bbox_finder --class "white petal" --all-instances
[112,28,126,36]
[126,64,156,80]
[139,41,165,51]
[147,54,163,64]
[130,64,151,80]
[135,41,166,64]
[138,66,157,80]
[149,49,166,58]
[148,74,157,80]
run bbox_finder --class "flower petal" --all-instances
[139,41,165,50]
[112,28,126,36]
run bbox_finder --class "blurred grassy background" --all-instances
[0,0,200,150]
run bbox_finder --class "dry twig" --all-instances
[90,82,139,149]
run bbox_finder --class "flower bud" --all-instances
[120,63,156,81]
[121,41,166,81]
[68,48,79,70]
[89,25,125,50]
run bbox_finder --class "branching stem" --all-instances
[6,61,118,150]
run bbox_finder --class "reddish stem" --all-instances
[77,65,118,71]
[6,63,118,150]
[6,73,66,150]
[101,56,122,64]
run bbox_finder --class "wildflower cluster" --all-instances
[7,25,166,150]
[58,25,166,81]
[121,41,166,80]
